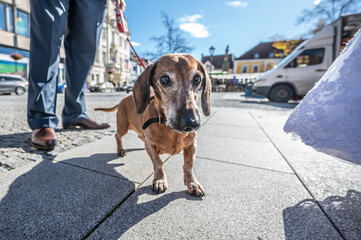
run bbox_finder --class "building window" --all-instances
[242,66,248,73]
[16,10,29,37]
[269,53,275,58]
[254,53,259,59]
[96,51,100,63]
[0,3,14,32]
[91,74,94,81]
[253,65,259,73]
[102,51,106,64]
[6,5,13,32]
[0,3,5,31]
[119,37,122,47]
[96,74,99,83]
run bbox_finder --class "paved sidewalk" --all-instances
[0,107,360,239]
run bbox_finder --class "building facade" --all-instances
[233,42,284,82]
[201,54,234,82]
[87,0,131,88]
[0,0,132,87]
[0,0,30,78]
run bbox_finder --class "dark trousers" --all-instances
[27,0,106,130]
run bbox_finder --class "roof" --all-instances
[235,42,284,60]
[201,54,234,69]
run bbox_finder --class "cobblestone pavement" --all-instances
[0,92,124,172]
[0,91,296,172]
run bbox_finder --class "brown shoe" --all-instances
[65,117,110,129]
[31,128,57,150]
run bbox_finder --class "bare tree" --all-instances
[145,12,194,60]
[297,0,361,25]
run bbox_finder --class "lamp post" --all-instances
[209,45,215,83]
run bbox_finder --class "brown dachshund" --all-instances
[95,54,211,196]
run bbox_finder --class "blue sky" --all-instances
[125,0,319,61]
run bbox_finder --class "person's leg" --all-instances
[27,0,70,130]
[61,0,106,127]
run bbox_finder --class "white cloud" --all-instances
[179,14,203,22]
[131,41,141,46]
[226,1,248,8]
[179,22,210,38]
[314,0,321,5]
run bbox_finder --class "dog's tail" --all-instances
[94,104,119,112]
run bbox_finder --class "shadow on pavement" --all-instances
[0,132,56,172]
[210,97,299,110]
[0,132,33,152]
[0,152,199,239]
[239,99,299,109]
[0,128,116,169]
[124,148,145,153]
[283,190,361,239]
[87,186,203,239]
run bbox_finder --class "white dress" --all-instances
[284,29,361,165]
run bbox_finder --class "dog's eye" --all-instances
[160,76,171,86]
[193,75,201,85]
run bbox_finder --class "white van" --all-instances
[252,13,361,102]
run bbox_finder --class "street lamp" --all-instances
[209,45,215,83]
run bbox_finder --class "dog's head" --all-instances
[133,54,211,133]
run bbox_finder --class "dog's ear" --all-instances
[198,62,211,116]
[133,63,156,114]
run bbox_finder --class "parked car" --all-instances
[89,82,115,93]
[126,80,135,93]
[0,74,28,95]
[57,82,67,93]
[116,85,127,91]
[89,85,101,92]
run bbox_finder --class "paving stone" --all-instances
[54,134,166,183]
[89,155,341,240]
[196,134,293,173]
[205,108,259,128]
[0,159,136,239]
[198,121,269,142]
[250,109,361,240]
[0,97,119,172]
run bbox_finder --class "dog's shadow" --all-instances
[0,152,200,239]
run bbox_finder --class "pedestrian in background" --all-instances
[27,0,125,150]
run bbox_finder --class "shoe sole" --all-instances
[31,141,56,151]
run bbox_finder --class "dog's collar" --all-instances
[142,96,167,130]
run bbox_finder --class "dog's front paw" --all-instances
[152,178,168,194]
[185,179,205,197]
[117,149,127,157]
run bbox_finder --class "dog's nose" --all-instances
[179,111,200,132]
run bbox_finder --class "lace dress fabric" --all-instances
[284,29,361,165]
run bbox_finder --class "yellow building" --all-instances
[233,42,283,82]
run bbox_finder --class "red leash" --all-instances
[113,0,146,69]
